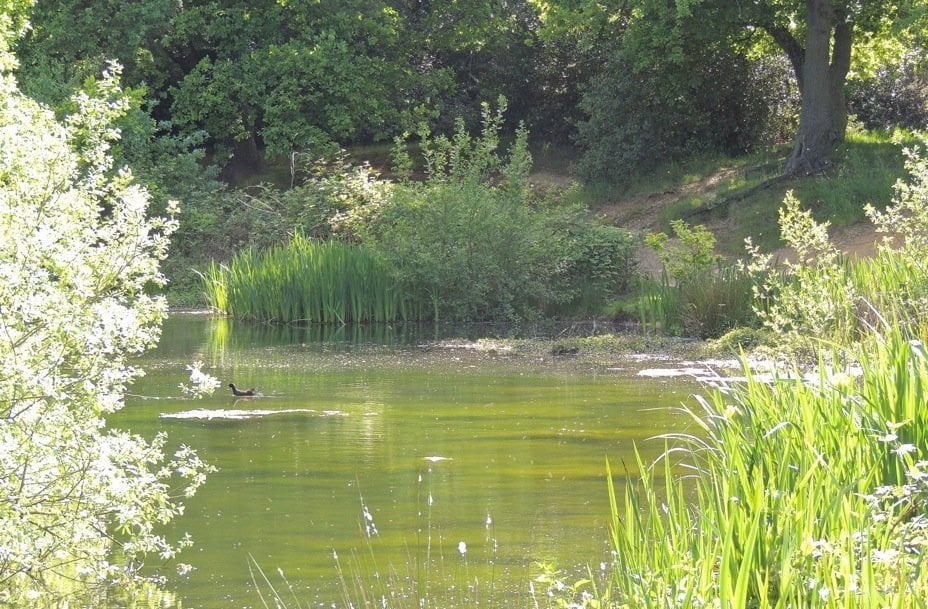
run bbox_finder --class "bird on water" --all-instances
[228,383,256,397]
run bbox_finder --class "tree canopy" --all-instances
[9,0,928,180]
[15,0,591,172]
[534,0,926,176]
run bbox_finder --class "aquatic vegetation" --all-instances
[610,142,928,607]
[607,328,928,607]
[638,262,759,339]
[200,234,424,324]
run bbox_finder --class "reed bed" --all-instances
[849,252,928,338]
[201,234,426,324]
[639,249,927,346]
[639,263,759,339]
[608,327,928,608]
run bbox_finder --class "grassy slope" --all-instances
[573,129,917,259]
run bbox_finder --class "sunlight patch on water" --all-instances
[160,408,348,420]
[637,358,742,381]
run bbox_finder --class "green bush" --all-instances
[848,48,928,131]
[354,100,636,322]
[749,142,928,351]
[576,47,795,184]
[197,101,639,322]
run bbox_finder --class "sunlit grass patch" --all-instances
[200,234,425,324]
[607,328,928,608]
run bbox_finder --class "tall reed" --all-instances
[607,328,928,608]
[200,234,425,324]
[638,263,759,339]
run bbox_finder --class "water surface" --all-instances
[115,314,699,608]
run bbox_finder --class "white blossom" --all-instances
[0,55,211,602]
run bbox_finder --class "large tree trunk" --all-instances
[784,0,853,176]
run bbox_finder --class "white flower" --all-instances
[0,63,210,602]
[458,541,467,556]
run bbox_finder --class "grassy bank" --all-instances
[589,128,916,254]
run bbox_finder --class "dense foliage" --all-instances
[0,55,212,603]
[204,103,637,323]
[582,139,928,609]
[13,0,595,173]
[849,47,928,131]
[640,221,759,339]
[540,0,927,178]
[575,25,797,183]
[13,0,924,185]
[746,140,928,350]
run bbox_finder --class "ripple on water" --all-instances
[160,408,349,420]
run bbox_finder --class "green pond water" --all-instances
[113,313,700,608]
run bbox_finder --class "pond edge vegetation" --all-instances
[241,138,928,608]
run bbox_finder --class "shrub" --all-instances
[357,99,634,322]
[747,192,859,349]
[646,220,719,285]
[749,141,928,351]
[0,63,211,601]
[848,49,928,131]
[551,219,638,315]
[202,100,639,322]
[575,47,795,184]
[639,264,759,339]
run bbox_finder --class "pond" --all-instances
[113,313,701,608]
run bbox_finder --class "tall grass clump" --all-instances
[200,234,423,323]
[603,138,928,608]
[640,220,759,338]
[607,327,928,608]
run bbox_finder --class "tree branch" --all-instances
[763,23,805,92]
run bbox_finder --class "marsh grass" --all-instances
[200,234,426,324]
[607,328,928,608]
[638,263,759,339]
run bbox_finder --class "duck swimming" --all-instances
[228,383,256,397]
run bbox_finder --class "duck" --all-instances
[228,383,256,397]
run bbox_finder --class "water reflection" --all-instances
[114,313,695,609]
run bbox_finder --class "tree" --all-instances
[15,0,452,170]
[0,31,212,604]
[536,0,925,176]
[15,0,597,173]
[759,0,855,174]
